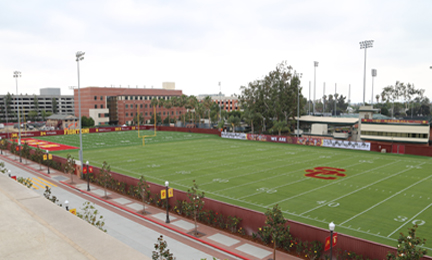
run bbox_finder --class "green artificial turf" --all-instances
[37,130,432,250]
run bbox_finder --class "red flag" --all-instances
[83,167,87,174]
[324,233,338,251]
[89,166,93,173]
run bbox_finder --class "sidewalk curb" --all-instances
[61,181,250,260]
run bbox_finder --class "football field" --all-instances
[37,130,432,249]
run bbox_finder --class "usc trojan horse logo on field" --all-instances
[304,167,346,180]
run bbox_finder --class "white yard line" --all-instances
[387,202,432,237]
[338,162,428,225]
[237,158,364,200]
[264,160,399,208]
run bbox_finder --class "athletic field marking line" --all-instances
[387,202,432,237]
[265,160,399,208]
[236,158,364,200]
[337,162,428,225]
[300,162,424,216]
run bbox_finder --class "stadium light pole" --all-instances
[294,71,302,138]
[371,69,377,105]
[360,40,374,105]
[86,160,90,191]
[13,71,22,163]
[313,61,318,114]
[165,181,170,223]
[329,222,335,260]
[76,51,85,169]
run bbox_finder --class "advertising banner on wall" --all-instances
[322,139,370,151]
[221,132,247,140]
[296,137,323,147]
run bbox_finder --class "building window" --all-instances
[145,112,148,116]
[145,104,148,108]
[126,113,128,116]
[94,96,97,100]
[100,104,103,108]
[140,104,143,108]
[125,96,128,100]
[171,111,174,115]
[131,112,133,117]
[100,96,103,100]
[163,112,166,115]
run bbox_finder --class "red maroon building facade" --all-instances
[74,87,186,125]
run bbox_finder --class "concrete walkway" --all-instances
[1,152,302,260]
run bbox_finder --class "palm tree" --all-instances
[203,96,213,127]
[187,96,198,123]
[150,98,159,124]
[227,115,240,133]
[270,120,288,136]
[171,96,179,124]
[243,108,257,134]
[179,94,188,126]
[375,94,380,104]
[163,99,172,124]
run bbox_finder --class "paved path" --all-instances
[1,152,302,260]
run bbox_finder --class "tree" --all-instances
[178,94,188,126]
[133,113,144,126]
[387,225,427,260]
[3,92,14,122]
[376,94,380,104]
[64,153,76,183]
[51,98,58,114]
[21,141,31,164]
[186,96,198,123]
[265,204,288,260]
[238,62,304,133]
[76,201,107,232]
[35,145,44,170]
[187,180,205,236]
[28,110,38,122]
[152,235,175,260]
[137,175,151,215]
[100,161,111,198]
[81,116,95,127]
[227,115,240,133]
[0,161,7,174]
[203,96,213,127]
[270,120,289,136]
[41,110,52,121]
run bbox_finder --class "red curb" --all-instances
[60,181,250,260]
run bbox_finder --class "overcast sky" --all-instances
[1,0,431,104]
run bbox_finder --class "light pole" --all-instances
[294,72,302,138]
[13,71,22,163]
[86,160,90,191]
[360,40,374,105]
[371,69,377,105]
[165,181,170,223]
[313,61,318,114]
[329,222,335,259]
[76,51,85,170]
[46,150,50,174]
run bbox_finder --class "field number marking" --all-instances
[176,171,191,174]
[394,215,408,222]
[256,187,277,194]
[412,219,425,226]
[316,201,340,207]
[406,165,422,169]
[305,167,346,180]
[213,178,229,183]
[395,216,426,226]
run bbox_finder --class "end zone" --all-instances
[14,138,78,151]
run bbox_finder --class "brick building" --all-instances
[73,86,186,125]
[197,94,240,112]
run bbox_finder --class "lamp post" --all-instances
[13,71,22,163]
[165,181,170,223]
[329,222,335,259]
[76,51,85,172]
[86,160,90,191]
[360,40,374,105]
[313,61,318,114]
[46,150,50,174]
[371,69,377,105]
